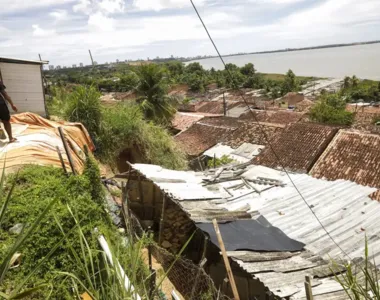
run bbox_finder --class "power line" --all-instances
[189,0,352,260]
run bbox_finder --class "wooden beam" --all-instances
[158,194,167,245]
[56,146,68,175]
[212,219,240,300]
[304,276,313,300]
[58,126,76,175]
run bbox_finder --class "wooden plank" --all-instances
[158,194,167,245]
[212,219,240,300]
[227,251,299,262]
[58,126,76,175]
[304,276,314,300]
[56,146,68,175]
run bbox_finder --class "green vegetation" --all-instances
[332,239,380,300]
[46,61,313,98]
[309,93,354,125]
[341,76,380,102]
[134,64,176,125]
[207,155,236,168]
[48,85,187,170]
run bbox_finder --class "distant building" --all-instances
[48,65,54,70]
[79,63,83,67]
[56,65,61,70]
[72,64,77,68]
[116,59,119,64]
[93,61,98,65]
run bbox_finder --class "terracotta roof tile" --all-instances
[311,130,380,189]
[171,113,204,131]
[174,123,233,157]
[174,116,285,157]
[254,123,339,173]
[240,110,304,125]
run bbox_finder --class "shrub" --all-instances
[186,74,205,92]
[0,165,112,298]
[64,85,102,136]
[98,103,187,169]
[240,63,256,76]
[309,98,354,125]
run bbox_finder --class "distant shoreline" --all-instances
[185,40,380,62]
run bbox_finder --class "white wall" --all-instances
[0,62,46,116]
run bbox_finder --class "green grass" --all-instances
[260,73,316,82]
[47,86,187,170]
[0,162,117,299]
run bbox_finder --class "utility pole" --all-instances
[88,49,94,66]
[223,91,227,116]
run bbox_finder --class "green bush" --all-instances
[64,85,102,136]
[186,73,205,92]
[98,103,187,169]
[207,155,235,168]
[309,96,354,126]
[0,164,113,298]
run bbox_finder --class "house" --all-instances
[310,130,380,199]
[125,162,380,299]
[0,57,48,116]
[254,123,339,173]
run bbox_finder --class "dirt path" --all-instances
[141,248,185,300]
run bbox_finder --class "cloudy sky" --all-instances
[1,0,380,66]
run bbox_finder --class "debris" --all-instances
[162,241,172,248]
[10,253,21,268]
[9,223,24,235]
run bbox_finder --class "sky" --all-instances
[1,0,380,66]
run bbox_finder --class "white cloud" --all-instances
[73,0,92,14]
[88,12,115,31]
[49,9,69,22]
[98,0,125,14]
[0,0,75,14]
[133,0,205,11]
[32,24,56,37]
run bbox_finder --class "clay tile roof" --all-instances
[240,110,304,125]
[174,115,285,157]
[254,123,339,173]
[310,130,380,189]
[223,121,284,149]
[174,122,234,157]
[171,112,204,131]
[196,101,241,114]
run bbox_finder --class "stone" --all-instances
[9,223,24,235]
[161,241,172,248]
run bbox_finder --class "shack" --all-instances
[0,57,48,116]
[122,162,378,299]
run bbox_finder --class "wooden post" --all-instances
[190,236,209,299]
[158,194,167,245]
[212,219,240,300]
[213,154,216,169]
[138,174,145,219]
[223,92,227,116]
[152,185,156,220]
[58,127,76,175]
[304,275,313,300]
[56,146,68,175]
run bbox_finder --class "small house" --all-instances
[0,57,48,116]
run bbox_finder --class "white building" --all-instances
[0,57,48,116]
[79,63,83,67]
[48,65,54,70]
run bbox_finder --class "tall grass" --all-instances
[332,238,380,299]
[48,85,187,170]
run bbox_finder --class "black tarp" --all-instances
[197,216,305,252]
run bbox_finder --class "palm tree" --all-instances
[352,75,359,88]
[134,64,176,125]
[343,76,351,89]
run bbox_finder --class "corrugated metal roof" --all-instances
[130,163,379,299]
[311,129,380,189]
[255,122,339,173]
[0,57,48,65]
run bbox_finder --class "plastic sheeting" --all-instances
[0,112,95,174]
[197,217,305,252]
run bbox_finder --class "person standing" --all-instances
[0,80,18,142]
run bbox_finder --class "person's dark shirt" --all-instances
[0,81,5,104]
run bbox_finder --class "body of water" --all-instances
[188,44,380,80]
